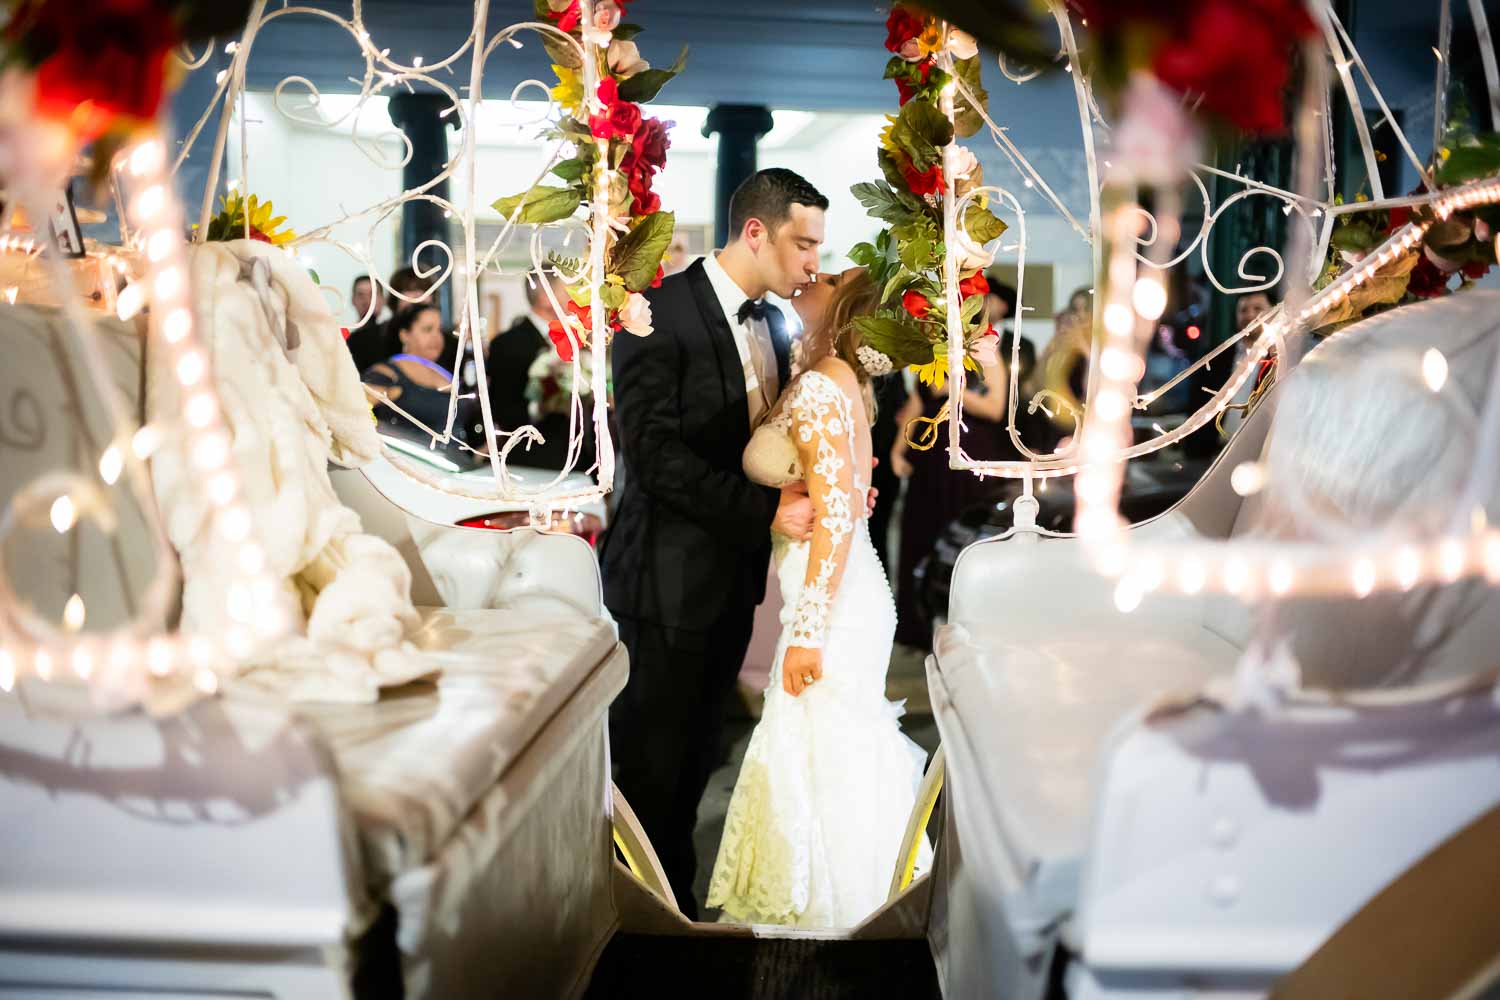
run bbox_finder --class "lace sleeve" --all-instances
[787,372,857,650]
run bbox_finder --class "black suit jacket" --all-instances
[486,315,549,432]
[600,258,791,631]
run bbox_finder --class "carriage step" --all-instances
[582,932,942,999]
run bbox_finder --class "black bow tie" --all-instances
[737,298,768,324]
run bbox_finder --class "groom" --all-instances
[601,168,829,917]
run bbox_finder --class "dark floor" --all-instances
[581,933,943,1000]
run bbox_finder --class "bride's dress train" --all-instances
[707,370,932,928]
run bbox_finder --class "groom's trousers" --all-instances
[609,601,758,920]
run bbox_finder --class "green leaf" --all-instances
[600,283,628,311]
[551,158,588,183]
[492,184,583,225]
[964,203,1008,244]
[1434,136,1500,187]
[848,241,881,269]
[608,210,676,291]
[952,56,988,139]
[890,98,953,171]
[878,149,911,191]
[881,265,914,307]
[1330,222,1378,252]
[617,46,688,103]
[851,180,923,226]
[852,315,937,368]
[960,291,985,325]
[542,32,581,70]
[899,233,935,272]
[612,23,644,40]
[307,268,321,286]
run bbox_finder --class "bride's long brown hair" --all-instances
[803,268,881,421]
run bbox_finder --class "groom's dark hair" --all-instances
[728,168,829,241]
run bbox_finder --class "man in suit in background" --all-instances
[486,273,561,434]
[601,168,827,916]
[344,274,390,373]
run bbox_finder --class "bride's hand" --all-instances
[783,645,823,697]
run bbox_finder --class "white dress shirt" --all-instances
[702,252,780,422]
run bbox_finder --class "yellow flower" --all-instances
[880,114,900,156]
[551,63,583,115]
[917,22,945,58]
[912,356,947,390]
[209,192,295,245]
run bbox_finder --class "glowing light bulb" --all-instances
[1103,303,1133,336]
[163,308,192,344]
[185,392,217,429]
[1223,558,1249,594]
[1178,557,1206,595]
[1438,538,1467,582]
[1422,348,1448,392]
[35,648,53,681]
[1352,558,1377,597]
[1268,561,1295,596]
[72,645,93,679]
[147,639,174,676]
[1395,547,1421,591]
[1100,347,1134,381]
[1230,461,1266,497]
[193,667,219,693]
[63,593,86,631]
[238,544,266,574]
[133,185,165,220]
[176,351,206,386]
[192,432,229,471]
[207,472,237,505]
[50,495,77,533]
[99,444,123,485]
[218,506,252,542]
[1131,277,1167,320]
[132,424,162,459]
[1094,391,1127,420]
[146,229,174,263]
[1113,577,1143,613]
[155,267,184,301]
[128,140,165,177]
[115,282,145,321]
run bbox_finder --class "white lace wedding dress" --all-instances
[706,368,932,928]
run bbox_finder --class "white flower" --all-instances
[899,38,923,62]
[950,146,979,181]
[947,28,978,60]
[581,0,621,46]
[618,291,653,336]
[856,345,895,376]
[954,236,995,272]
[607,39,650,79]
[969,334,999,368]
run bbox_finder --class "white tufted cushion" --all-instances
[294,607,617,888]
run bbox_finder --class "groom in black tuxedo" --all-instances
[601,168,829,916]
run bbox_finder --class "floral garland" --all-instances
[845,4,1005,390]
[1315,107,1500,333]
[1,0,255,183]
[492,0,685,361]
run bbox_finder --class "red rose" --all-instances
[895,77,916,106]
[1385,204,1412,233]
[1406,254,1451,299]
[622,116,671,174]
[902,162,944,196]
[959,272,989,298]
[589,78,642,140]
[547,0,581,33]
[598,77,619,105]
[1462,259,1491,281]
[627,164,660,215]
[651,265,665,288]
[902,289,931,319]
[884,6,926,53]
[547,320,576,362]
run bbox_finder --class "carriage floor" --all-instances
[581,933,943,999]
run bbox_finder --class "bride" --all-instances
[707,267,932,928]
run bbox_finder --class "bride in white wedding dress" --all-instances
[707,268,932,928]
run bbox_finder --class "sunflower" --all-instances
[204,192,295,245]
[550,63,583,115]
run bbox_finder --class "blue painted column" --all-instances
[388,92,457,325]
[702,104,774,248]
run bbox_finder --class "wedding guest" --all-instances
[362,303,481,458]
[344,274,391,373]
[985,279,1017,330]
[487,274,560,433]
[866,372,909,572]
[889,342,1009,650]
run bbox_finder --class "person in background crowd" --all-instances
[362,303,481,461]
[985,279,1017,330]
[889,315,1010,651]
[1221,288,1278,438]
[866,372,909,573]
[1065,285,1092,320]
[487,273,561,434]
[390,264,465,382]
[663,230,691,275]
[344,274,390,372]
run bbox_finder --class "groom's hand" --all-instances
[783,645,823,697]
[772,484,814,541]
